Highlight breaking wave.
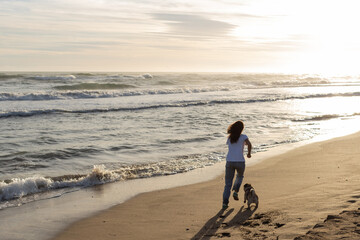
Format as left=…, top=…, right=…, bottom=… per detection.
left=0, top=152, right=222, bottom=206
left=0, top=72, right=154, bottom=81
left=1, top=92, right=360, bottom=119
left=0, top=73, right=24, bottom=80
left=54, top=83, right=136, bottom=90
left=0, top=87, right=231, bottom=101
left=292, top=113, right=360, bottom=122
left=141, top=73, right=153, bottom=79
left=0, top=165, right=117, bottom=203
left=1, top=87, right=359, bottom=102
left=27, top=75, right=77, bottom=81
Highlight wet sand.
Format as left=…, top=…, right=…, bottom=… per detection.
left=53, top=132, right=360, bottom=240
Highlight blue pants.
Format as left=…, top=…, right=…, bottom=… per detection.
left=222, top=161, right=245, bottom=205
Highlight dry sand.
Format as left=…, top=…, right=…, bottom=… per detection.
left=53, top=132, right=360, bottom=240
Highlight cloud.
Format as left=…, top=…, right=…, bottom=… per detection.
left=2, top=0, right=358, bottom=72
left=152, top=13, right=235, bottom=38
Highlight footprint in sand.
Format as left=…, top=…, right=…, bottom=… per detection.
left=216, top=232, right=231, bottom=238
left=343, top=196, right=358, bottom=205
left=295, top=209, right=360, bottom=240
left=236, top=211, right=284, bottom=239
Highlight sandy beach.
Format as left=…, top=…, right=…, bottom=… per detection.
left=52, top=132, right=360, bottom=240
left=3, top=1, right=360, bottom=239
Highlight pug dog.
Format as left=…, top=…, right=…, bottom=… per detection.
left=243, top=183, right=259, bottom=209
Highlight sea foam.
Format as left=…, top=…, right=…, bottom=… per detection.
left=0, top=152, right=223, bottom=206
left=0, top=165, right=118, bottom=203
left=27, top=75, right=76, bottom=81
left=0, top=86, right=231, bottom=101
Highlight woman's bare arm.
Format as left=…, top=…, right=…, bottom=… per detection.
left=245, top=138, right=252, bottom=158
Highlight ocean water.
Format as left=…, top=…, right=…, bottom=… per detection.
left=1, top=72, right=360, bottom=209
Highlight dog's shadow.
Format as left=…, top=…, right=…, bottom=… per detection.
left=223, top=205, right=258, bottom=228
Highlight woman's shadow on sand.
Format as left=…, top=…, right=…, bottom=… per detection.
left=191, top=206, right=257, bottom=240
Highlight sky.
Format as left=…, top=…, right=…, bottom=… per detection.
left=0, top=0, right=360, bottom=73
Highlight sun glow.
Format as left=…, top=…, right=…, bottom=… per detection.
left=229, top=0, right=360, bottom=74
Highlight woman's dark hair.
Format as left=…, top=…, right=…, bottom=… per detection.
left=227, top=121, right=244, bottom=144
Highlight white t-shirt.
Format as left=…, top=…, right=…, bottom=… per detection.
left=226, top=134, right=248, bottom=162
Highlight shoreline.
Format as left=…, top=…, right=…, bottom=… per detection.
left=51, top=131, right=360, bottom=240
left=0, top=160, right=227, bottom=240
left=1, top=130, right=359, bottom=240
